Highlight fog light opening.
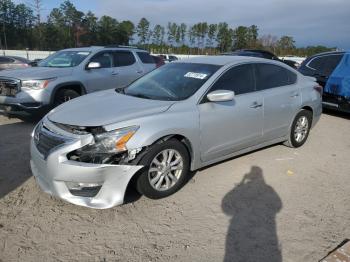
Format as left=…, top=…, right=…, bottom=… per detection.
left=66, top=182, right=103, bottom=197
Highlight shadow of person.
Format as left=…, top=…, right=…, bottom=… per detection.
left=222, top=166, right=282, bottom=262
left=0, top=121, right=36, bottom=199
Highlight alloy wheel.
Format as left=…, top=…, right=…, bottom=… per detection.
left=294, top=116, right=309, bottom=143
left=148, top=149, right=184, bottom=191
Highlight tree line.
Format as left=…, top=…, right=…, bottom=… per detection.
left=0, top=0, right=335, bottom=57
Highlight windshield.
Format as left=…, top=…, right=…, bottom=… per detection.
left=124, top=63, right=221, bottom=101
left=38, top=51, right=90, bottom=68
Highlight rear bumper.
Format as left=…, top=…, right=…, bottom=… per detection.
left=30, top=120, right=143, bottom=209
left=322, top=93, right=350, bottom=113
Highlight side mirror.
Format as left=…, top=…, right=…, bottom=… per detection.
left=86, top=62, right=101, bottom=69
left=207, top=90, right=235, bottom=102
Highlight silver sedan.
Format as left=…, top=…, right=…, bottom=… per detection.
left=30, top=56, right=322, bottom=209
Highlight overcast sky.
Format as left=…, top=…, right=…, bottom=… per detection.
left=17, top=0, right=350, bottom=49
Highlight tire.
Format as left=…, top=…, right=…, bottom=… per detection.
left=54, top=89, right=80, bottom=106
left=284, top=110, right=312, bottom=148
left=136, top=139, right=190, bottom=199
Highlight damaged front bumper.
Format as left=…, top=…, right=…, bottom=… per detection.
left=30, top=119, right=143, bottom=209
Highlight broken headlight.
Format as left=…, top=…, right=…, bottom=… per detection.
left=81, top=126, right=139, bottom=154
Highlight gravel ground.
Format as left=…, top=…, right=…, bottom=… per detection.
left=0, top=112, right=349, bottom=262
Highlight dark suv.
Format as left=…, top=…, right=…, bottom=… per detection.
left=298, top=51, right=350, bottom=113
left=222, top=49, right=299, bottom=69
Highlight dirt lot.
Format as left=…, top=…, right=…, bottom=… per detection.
left=0, top=112, right=349, bottom=262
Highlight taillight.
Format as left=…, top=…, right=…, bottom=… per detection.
left=314, top=85, right=323, bottom=96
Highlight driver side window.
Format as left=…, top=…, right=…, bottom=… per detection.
left=210, top=64, right=255, bottom=95
left=90, top=52, right=113, bottom=68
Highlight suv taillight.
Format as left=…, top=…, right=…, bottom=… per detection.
left=314, top=85, right=323, bottom=96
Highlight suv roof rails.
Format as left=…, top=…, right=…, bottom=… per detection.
left=104, top=44, right=146, bottom=51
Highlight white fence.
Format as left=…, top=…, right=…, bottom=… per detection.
left=0, top=50, right=202, bottom=61
left=0, top=50, right=54, bottom=60
left=0, top=50, right=306, bottom=63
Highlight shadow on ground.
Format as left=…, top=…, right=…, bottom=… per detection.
left=323, top=108, right=350, bottom=120
left=0, top=118, right=37, bottom=199
left=222, top=166, right=282, bottom=262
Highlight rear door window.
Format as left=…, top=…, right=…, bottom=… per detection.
left=114, top=51, right=136, bottom=67
left=307, top=54, right=343, bottom=77
left=137, top=52, right=155, bottom=64
left=255, top=63, right=296, bottom=91
left=210, top=64, right=255, bottom=95
left=323, top=54, right=343, bottom=76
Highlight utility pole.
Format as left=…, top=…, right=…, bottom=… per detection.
left=2, top=19, right=7, bottom=50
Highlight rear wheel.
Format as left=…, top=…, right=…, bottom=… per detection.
left=54, top=89, right=80, bottom=106
left=136, top=139, right=190, bottom=199
left=285, top=110, right=312, bottom=148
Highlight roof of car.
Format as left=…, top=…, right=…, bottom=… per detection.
left=8, top=56, right=31, bottom=62
left=175, top=55, right=276, bottom=66
left=62, top=46, right=147, bottom=52
left=308, top=50, right=345, bottom=58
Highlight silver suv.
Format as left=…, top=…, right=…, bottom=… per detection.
left=0, top=46, right=156, bottom=113
left=30, top=56, right=322, bottom=209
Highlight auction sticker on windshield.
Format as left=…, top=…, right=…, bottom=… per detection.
left=184, top=72, right=208, bottom=79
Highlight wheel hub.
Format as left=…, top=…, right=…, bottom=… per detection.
left=148, top=149, right=184, bottom=191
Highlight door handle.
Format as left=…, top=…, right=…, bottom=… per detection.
left=136, top=70, right=144, bottom=74
left=250, top=102, right=263, bottom=108
left=112, top=71, right=118, bottom=75
left=290, top=93, right=300, bottom=98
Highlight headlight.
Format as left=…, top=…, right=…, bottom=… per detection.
left=82, top=126, right=139, bottom=154
left=22, top=78, right=56, bottom=90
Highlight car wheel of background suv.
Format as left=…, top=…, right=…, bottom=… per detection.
left=136, top=139, right=190, bottom=199
left=285, top=109, right=312, bottom=148
left=54, top=88, right=80, bottom=106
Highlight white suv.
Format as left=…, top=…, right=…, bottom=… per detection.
left=0, top=46, right=156, bottom=114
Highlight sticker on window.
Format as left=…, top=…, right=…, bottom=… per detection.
left=77, top=52, right=90, bottom=55
left=184, top=72, right=208, bottom=80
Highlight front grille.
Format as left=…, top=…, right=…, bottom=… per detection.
left=34, top=123, right=70, bottom=159
left=0, top=78, right=20, bottom=97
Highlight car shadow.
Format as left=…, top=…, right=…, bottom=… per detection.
left=222, top=166, right=282, bottom=262
left=0, top=119, right=37, bottom=199
left=323, top=108, right=350, bottom=120
left=0, top=111, right=45, bottom=123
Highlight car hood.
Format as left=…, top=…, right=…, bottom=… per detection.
left=0, top=67, right=73, bottom=80
left=48, top=89, right=176, bottom=127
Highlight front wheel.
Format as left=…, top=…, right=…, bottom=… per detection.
left=285, top=110, right=312, bottom=148
left=136, top=139, right=190, bottom=199
left=54, top=89, right=80, bottom=106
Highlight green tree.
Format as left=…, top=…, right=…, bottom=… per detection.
left=277, top=35, right=296, bottom=55
left=97, top=16, right=128, bottom=45
left=216, top=22, right=233, bottom=52
left=207, top=24, right=217, bottom=47
left=152, top=24, right=163, bottom=45
left=179, top=23, right=187, bottom=45
left=119, top=20, right=134, bottom=44
left=167, top=22, right=177, bottom=46
left=232, top=26, right=248, bottom=50
left=136, top=17, right=150, bottom=45
left=80, top=11, right=98, bottom=46
left=247, top=25, right=258, bottom=48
